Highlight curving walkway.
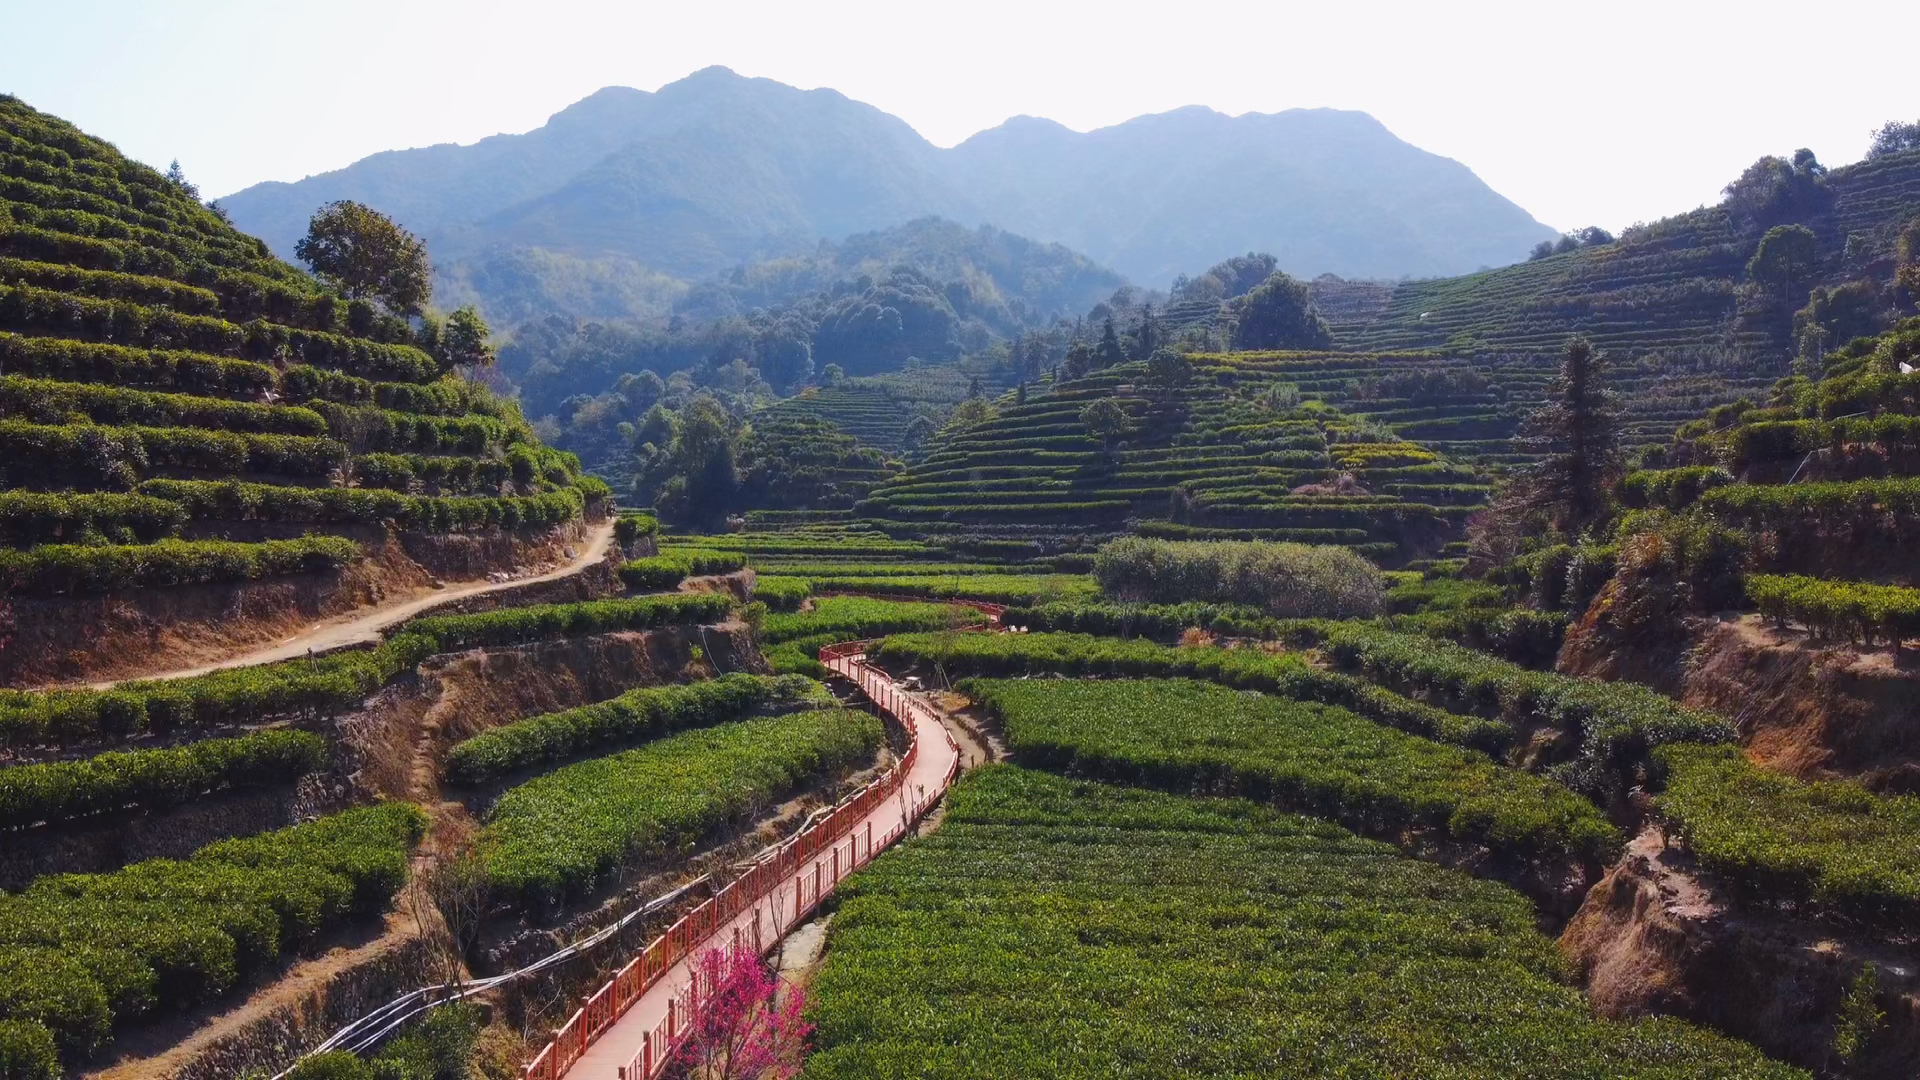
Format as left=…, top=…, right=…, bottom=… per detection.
left=86, top=519, right=617, bottom=689
left=534, top=647, right=961, bottom=1080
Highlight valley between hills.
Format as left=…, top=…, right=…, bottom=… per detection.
left=1, top=78, right=1919, bottom=1080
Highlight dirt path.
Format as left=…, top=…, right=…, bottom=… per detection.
left=86, top=520, right=618, bottom=689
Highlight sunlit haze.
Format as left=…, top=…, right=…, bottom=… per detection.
left=6, top=0, right=1917, bottom=248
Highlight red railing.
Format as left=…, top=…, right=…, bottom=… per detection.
left=521, top=646, right=956, bottom=1080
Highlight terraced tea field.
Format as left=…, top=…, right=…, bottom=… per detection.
left=804, top=766, right=1805, bottom=1079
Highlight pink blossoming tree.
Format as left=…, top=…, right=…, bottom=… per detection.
left=671, top=943, right=812, bottom=1079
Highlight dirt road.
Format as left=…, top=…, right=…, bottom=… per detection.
left=90, top=519, right=618, bottom=689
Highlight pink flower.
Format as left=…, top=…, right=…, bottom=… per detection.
left=671, top=943, right=812, bottom=1079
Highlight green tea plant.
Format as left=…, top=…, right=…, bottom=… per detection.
left=1656, top=744, right=1920, bottom=923
left=481, top=709, right=882, bottom=909
left=963, top=677, right=1615, bottom=861
left=0, top=728, right=326, bottom=829
left=444, top=673, right=830, bottom=783
left=0, top=801, right=424, bottom=1062
left=804, top=766, right=1804, bottom=1080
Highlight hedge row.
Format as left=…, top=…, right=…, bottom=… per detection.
left=482, top=709, right=882, bottom=909
left=752, top=576, right=812, bottom=611
left=0, top=281, right=438, bottom=381
left=137, top=479, right=584, bottom=534
left=0, top=256, right=221, bottom=313
left=1618, top=466, right=1735, bottom=511
left=0, top=490, right=182, bottom=546
left=0, top=419, right=345, bottom=489
left=618, top=549, right=749, bottom=590
left=0, top=373, right=327, bottom=435
left=353, top=452, right=509, bottom=494
left=963, top=676, right=1616, bottom=862
left=1748, top=574, right=1920, bottom=646
left=0, top=592, right=735, bottom=745
left=871, top=630, right=1510, bottom=756
left=444, top=673, right=830, bottom=783
left=0, top=535, right=359, bottom=595
left=1656, top=743, right=1920, bottom=924
left=0, top=729, right=327, bottom=830
left=311, top=401, right=516, bottom=454
left=1306, top=623, right=1736, bottom=795
left=0, top=332, right=276, bottom=398
left=0, top=802, right=425, bottom=1060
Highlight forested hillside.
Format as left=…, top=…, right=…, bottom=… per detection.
left=0, top=95, right=604, bottom=683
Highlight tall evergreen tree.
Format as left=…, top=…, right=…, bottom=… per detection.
left=1518, top=336, right=1622, bottom=536
left=1131, top=306, right=1160, bottom=361
left=1096, top=317, right=1126, bottom=368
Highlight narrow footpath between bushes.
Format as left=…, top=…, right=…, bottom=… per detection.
left=546, top=650, right=962, bottom=1080
left=84, top=520, right=618, bottom=689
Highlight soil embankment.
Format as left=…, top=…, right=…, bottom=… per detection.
left=1561, top=827, right=1920, bottom=1077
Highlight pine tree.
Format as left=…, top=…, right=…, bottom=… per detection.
left=1518, top=337, right=1622, bottom=536
left=1096, top=317, right=1125, bottom=368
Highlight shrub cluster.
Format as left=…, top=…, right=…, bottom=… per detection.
left=0, top=332, right=276, bottom=398
left=1093, top=535, right=1384, bottom=617
left=0, top=728, right=327, bottom=830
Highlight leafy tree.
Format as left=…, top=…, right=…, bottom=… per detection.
left=1516, top=337, right=1623, bottom=536
left=901, top=414, right=936, bottom=453
left=948, top=397, right=995, bottom=433
left=1746, top=224, right=1819, bottom=303
left=436, top=306, right=495, bottom=373
left=1867, top=120, right=1920, bottom=160
left=1794, top=282, right=1881, bottom=352
left=295, top=200, right=432, bottom=316
left=1231, top=271, right=1333, bottom=350
left=1081, top=396, right=1127, bottom=449
left=966, top=375, right=984, bottom=399
left=667, top=395, right=739, bottom=526
left=1023, top=335, right=1050, bottom=377
left=755, top=326, right=813, bottom=392
left=819, top=363, right=845, bottom=388
left=1096, top=316, right=1126, bottom=368
left=1722, top=152, right=1830, bottom=232
left=1062, top=341, right=1094, bottom=381
left=1144, top=348, right=1193, bottom=400
left=1529, top=240, right=1557, bottom=261
left=1176, top=253, right=1279, bottom=301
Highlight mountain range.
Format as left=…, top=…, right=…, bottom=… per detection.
left=219, top=66, right=1558, bottom=322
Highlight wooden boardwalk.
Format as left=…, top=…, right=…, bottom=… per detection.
left=532, top=649, right=959, bottom=1080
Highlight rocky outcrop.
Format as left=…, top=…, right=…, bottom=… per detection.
left=1561, top=827, right=1920, bottom=1078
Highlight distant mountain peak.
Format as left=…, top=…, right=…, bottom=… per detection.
left=218, top=71, right=1556, bottom=321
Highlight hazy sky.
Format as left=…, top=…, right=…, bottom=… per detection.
left=6, top=0, right=1915, bottom=236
